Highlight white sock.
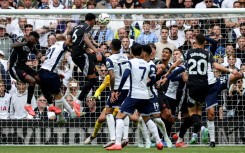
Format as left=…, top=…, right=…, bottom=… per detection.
left=153, top=118, right=168, bottom=138
left=138, top=117, right=151, bottom=145
left=201, top=126, right=205, bottom=132
left=55, top=98, right=64, bottom=120
left=146, top=119, right=161, bottom=144
left=123, top=116, right=129, bottom=140
left=207, top=120, right=215, bottom=142
left=115, top=119, right=124, bottom=145
left=137, top=124, right=143, bottom=144
left=177, top=137, right=183, bottom=143
left=106, top=114, right=116, bottom=141
left=62, top=98, right=74, bottom=114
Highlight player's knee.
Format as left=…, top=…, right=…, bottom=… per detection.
left=129, top=115, right=138, bottom=123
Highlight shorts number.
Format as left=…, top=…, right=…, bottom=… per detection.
left=153, top=102, right=159, bottom=110
left=188, top=59, right=207, bottom=75
left=139, top=66, right=146, bottom=81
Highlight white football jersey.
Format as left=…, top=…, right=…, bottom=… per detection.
left=165, top=67, right=180, bottom=100
left=106, top=53, right=129, bottom=90
left=207, top=62, right=217, bottom=85
left=126, top=58, right=153, bottom=99
left=147, top=60, right=157, bottom=98
left=0, top=93, right=11, bottom=119
left=41, top=41, right=67, bottom=73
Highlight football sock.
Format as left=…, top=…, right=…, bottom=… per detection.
left=138, top=117, right=151, bottom=145
left=92, top=120, right=102, bottom=138
left=179, top=117, right=193, bottom=138
left=115, top=119, right=124, bottom=145
left=154, top=118, right=168, bottom=138
left=207, top=120, right=215, bottom=142
left=123, top=116, right=129, bottom=140
left=146, top=119, right=161, bottom=144
left=106, top=114, right=116, bottom=141
left=78, top=78, right=97, bottom=101
left=191, top=114, right=201, bottom=133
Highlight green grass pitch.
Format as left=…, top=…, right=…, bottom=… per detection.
left=0, top=146, right=245, bottom=153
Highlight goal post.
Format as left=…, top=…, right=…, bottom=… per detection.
left=0, top=9, right=245, bottom=146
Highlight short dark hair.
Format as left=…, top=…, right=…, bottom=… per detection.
left=163, top=47, right=172, bottom=54
left=24, top=24, right=33, bottom=29
left=85, top=13, right=96, bottom=21
left=195, top=34, right=205, bottom=45
left=29, top=31, right=40, bottom=39
left=240, top=22, right=245, bottom=27
left=143, top=20, right=150, bottom=25
left=142, top=45, right=152, bottom=55
left=111, top=39, right=121, bottom=51
left=131, top=44, right=142, bottom=56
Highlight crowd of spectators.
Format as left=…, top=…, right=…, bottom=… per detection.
left=0, top=0, right=244, bottom=122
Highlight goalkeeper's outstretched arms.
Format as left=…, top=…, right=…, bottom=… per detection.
left=93, top=75, right=110, bottom=99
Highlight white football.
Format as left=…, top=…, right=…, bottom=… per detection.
left=98, top=13, right=111, bottom=25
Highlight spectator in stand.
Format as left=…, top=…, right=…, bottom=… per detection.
left=23, top=24, right=34, bottom=36
left=0, top=80, right=11, bottom=119
left=222, top=44, right=242, bottom=69
left=0, top=0, right=15, bottom=9
left=72, top=0, right=86, bottom=9
left=224, top=54, right=240, bottom=74
left=148, top=15, right=161, bottom=39
left=104, top=51, right=112, bottom=58
left=121, top=37, right=131, bottom=53
left=176, top=19, right=188, bottom=40
left=195, top=0, right=218, bottom=8
left=98, top=43, right=109, bottom=54
left=21, top=0, right=35, bottom=9
left=166, top=0, right=184, bottom=8
left=222, top=0, right=236, bottom=8
left=142, top=0, right=166, bottom=8
left=87, top=0, right=97, bottom=9
left=34, top=95, right=56, bottom=120
left=154, top=26, right=176, bottom=59
left=39, top=0, right=49, bottom=9
left=183, top=0, right=193, bottom=8
left=232, top=22, right=245, bottom=41
left=236, top=36, right=245, bottom=63
left=9, top=81, right=37, bottom=119
left=167, top=25, right=185, bottom=48
left=64, top=94, right=81, bottom=118
left=84, top=96, right=101, bottom=118
left=178, top=29, right=193, bottom=53
left=65, top=78, right=81, bottom=104
left=0, top=50, right=7, bottom=70
left=49, top=0, right=65, bottom=9
left=115, top=28, right=134, bottom=47
left=136, top=21, right=158, bottom=45
left=96, top=0, right=110, bottom=9
left=118, top=0, right=140, bottom=9
left=239, top=0, right=245, bottom=8
left=11, top=18, right=27, bottom=42
left=92, top=23, right=114, bottom=47
left=0, top=24, right=13, bottom=59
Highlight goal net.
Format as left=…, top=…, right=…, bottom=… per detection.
left=0, top=9, right=244, bottom=146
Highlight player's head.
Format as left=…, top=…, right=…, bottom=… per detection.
left=173, top=49, right=183, bottom=62
left=142, top=44, right=152, bottom=61
left=111, top=39, right=121, bottom=52
left=85, top=13, right=96, bottom=26
left=195, top=33, right=205, bottom=46
left=131, top=43, right=142, bottom=57
left=28, top=31, right=39, bottom=44
left=162, top=47, right=172, bottom=61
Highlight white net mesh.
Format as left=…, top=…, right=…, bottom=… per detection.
left=0, top=10, right=245, bottom=146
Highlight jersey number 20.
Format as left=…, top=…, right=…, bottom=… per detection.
left=188, top=59, right=207, bottom=75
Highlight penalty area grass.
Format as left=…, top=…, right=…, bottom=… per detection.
left=0, top=146, right=245, bottom=153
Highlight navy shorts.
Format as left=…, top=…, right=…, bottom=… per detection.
left=38, top=69, right=62, bottom=94
left=149, top=96, right=160, bottom=115
left=106, top=90, right=128, bottom=108
left=205, top=76, right=228, bottom=110
left=120, top=97, right=150, bottom=116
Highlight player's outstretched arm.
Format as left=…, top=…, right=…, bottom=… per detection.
left=212, top=62, right=238, bottom=75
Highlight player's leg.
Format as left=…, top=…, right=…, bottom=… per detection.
left=188, top=104, right=202, bottom=144
left=106, top=97, right=135, bottom=150
left=138, top=116, right=151, bottom=148
left=85, top=108, right=106, bottom=144
left=104, top=104, right=116, bottom=148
